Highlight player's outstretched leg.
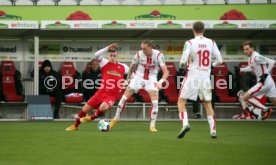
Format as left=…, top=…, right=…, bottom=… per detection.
left=149, top=100, right=159, bottom=132
left=80, top=109, right=105, bottom=123
left=65, top=110, right=87, bottom=131
left=110, top=95, right=128, bottom=129
left=66, top=104, right=92, bottom=131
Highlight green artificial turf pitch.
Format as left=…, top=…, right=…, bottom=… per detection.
left=0, top=121, right=276, bottom=165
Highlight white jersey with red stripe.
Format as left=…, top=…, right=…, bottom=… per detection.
left=240, top=51, right=276, bottom=97
left=180, top=36, right=222, bottom=79
left=246, top=51, right=274, bottom=81
left=132, top=49, right=165, bottom=80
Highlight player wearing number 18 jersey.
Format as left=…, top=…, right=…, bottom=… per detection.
left=177, top=21, right=223, bottom=139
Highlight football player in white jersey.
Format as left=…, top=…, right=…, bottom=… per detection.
left=110, top=40, right=169, bottom=132
left=239, top=41, right=276, bottom=120
left=178, top=21, right=223, bottom=139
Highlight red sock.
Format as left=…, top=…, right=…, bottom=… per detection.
left=90, top=109, right=105, bottom=120
left=74, top=110, right=86, bottom=127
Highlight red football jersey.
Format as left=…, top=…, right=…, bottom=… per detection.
left=98, top=58, right=128, bottom=95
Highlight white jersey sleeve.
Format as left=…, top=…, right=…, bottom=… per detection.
left=255, top=55, right=275, bottom=73
left=158, top=53, right=165, bottom=66
left=240, top=66, right=252, bottom=72
left=211, top=41, right=223, bottom=67
left=180, top=41, right=191, bottom=66
left=121, top=63, right=129, bottom=74
left=94, top=47, right=109, bottom=68
left=131, top=52, right=140, bottom=65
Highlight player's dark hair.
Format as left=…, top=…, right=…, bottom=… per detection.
left=242, top=41, right=255, bottom=49
left=141, top=40, right=155, bottom=48
left=193, top=21, right=205, bottom=33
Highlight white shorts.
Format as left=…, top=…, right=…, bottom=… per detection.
left=179, top=77, right=212, bottom=101
left=128, top=75, right=158, bottom=93
left=248, top=76, right=276, bottom=98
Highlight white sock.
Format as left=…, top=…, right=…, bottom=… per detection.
left=150, top=100, right=159, bottom=128
left=248, top=98, right=268, bottom=111
left=179, top=111, right=188, bottom=127
left=207, top=115, right=216, bottom=134
left=114, top=95, right=127, bottom=120
left=252, top=108, right=263, bottom=119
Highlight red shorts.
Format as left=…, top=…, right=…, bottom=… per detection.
left=86, top=90, right=117, bottom=109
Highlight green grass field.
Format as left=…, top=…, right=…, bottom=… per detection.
left=0, top=121, right=276, bottom=165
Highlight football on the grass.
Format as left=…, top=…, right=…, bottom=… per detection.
left=98, top=119, right=110, bottom=132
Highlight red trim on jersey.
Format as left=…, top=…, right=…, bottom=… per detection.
left=178, top=70, right=189, bottom=97
left=157, top=52, right=161, bottom=61
left=187, top=55, right=190, bottom=70
left=254, top=56, right=257, bottom=62
left=260, top=64, right=266, bottom=85
left=188, top=40, right=192, bottom=46
left=143, top=57, right=151, bottom=80
left=251, top=84, right=263, bottom=96
left=134, top=64, right=138, bottom=74
left=260, top=64, right=265, bottom=75
left=137, top=51, right=140, bottom=59
left=248, top=100, right=265, bottom=110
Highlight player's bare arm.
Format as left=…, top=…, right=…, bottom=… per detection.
left=126, top=63, right=137, bottom=81
left=158, top=65, right=169, bottom=89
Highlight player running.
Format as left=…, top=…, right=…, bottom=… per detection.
left=238, top=41, right=276, bottom=120
left=109, top=40, right=169, bottom=132
left=65, top=43, right=129, bottom=131
left=177, top=21, right=223, bottom=139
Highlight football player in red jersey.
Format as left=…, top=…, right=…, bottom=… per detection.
left=66, top=43, right=129, bottom=131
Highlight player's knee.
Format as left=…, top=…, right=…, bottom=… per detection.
left=242, top=93, right=250, bottom=102
left=177, top=98, right=186, bottom=106
left=99, top=103, right=109, bottom=111
left=125, top=88, right=134, bottom=97
left=82, top=104, right=92, bottom=113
